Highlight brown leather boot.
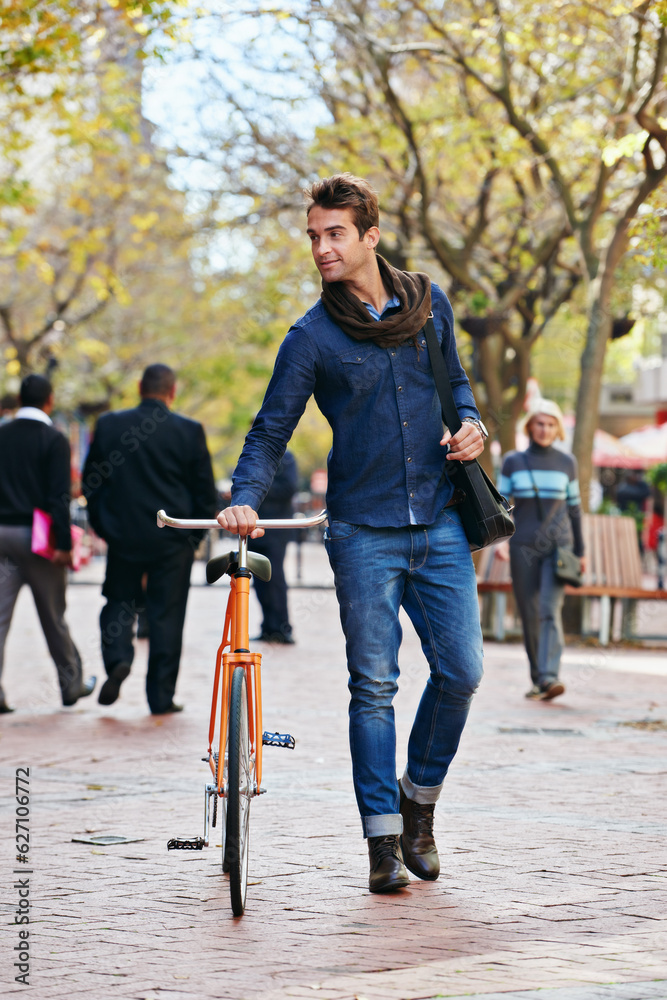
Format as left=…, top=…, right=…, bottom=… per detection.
left=367, top=835, right=410, bottom=893
left=399, top=784, right=440, bottom=881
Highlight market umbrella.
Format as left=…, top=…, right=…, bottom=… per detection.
left=592, top=428, right=648, bottom=469
left=618, top=423, right=667, bottom=464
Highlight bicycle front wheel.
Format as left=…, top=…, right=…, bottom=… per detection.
left=226, top=666, right=252, bottom=916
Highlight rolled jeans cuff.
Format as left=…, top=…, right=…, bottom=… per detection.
left=361, top=813, right=403, bottom=839
left=400, top=768, right=443, bottom=805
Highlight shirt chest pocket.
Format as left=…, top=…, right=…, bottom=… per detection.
left=412, top=337, right=432, bottom=375
left=337, top=346, right=384, bottom=392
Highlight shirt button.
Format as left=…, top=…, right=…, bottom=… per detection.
left=356, top=357, right=361, bottom=361
left=391, top=351, right=396, bottom=356
left=398, top=386, right=403, bottom=391
left=403, top=421, right=408, bottom=427
left=407, top=457, right=412, bottom=463
left=410, top=492, right=414, bottom=498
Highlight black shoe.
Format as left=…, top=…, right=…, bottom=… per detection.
left=62, top=675, right=97, bottom=707
left=539, top=681, right=565, bottom=701
left=253, top=631, right=295, bottom=645
left=98, top=663, right=131, bottom=706
left=0, top=699, right=15, bottom=714
left=151, top=702, right=184, bottom=715
left=399, top=784, right=440, bottom=881
left=367, top=835, right=410, bottom=893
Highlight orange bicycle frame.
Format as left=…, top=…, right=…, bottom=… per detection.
left=206, top=561, right=263, bottom=798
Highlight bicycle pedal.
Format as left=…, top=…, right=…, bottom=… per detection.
left=262, top=731, right=295, bottom=749
left=167, top=836, right=205, bottom=850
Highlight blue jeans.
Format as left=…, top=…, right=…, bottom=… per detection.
left=510, top=545, right=565, bottom=687
left=324, top=508, right=483, bottom=838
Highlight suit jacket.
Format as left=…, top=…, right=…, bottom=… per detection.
left=82, top=398, right=217, bottom=561
left=257, top=451, right=298, bottom=520
left=0, top=416, right=73, bottom=549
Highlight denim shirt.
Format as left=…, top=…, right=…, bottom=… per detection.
left=231, top=282, right=480, bottom=528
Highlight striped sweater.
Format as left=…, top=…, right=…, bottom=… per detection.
left=499, top=442, right=584, bottom=556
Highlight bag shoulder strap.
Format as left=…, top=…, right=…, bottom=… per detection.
left=423, top=316, right=462, bottom=435
left=423, top=315, right=512, bottom=517
left=521, top=452, right=546, bottom=522
left=523, top=452, right=564, bottom=538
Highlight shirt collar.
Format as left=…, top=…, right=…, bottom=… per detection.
left=15, top=406, right=52, bottom=426
left=362, top=294, right=401, bottom=322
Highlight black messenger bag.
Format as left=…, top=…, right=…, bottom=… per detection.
left=424, top=316, right=515, bottom=552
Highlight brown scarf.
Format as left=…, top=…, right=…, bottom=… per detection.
left=320, top=254, right=432, bottom=348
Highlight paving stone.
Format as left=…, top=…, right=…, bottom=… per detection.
left=0, top=546, right=666, bottom=999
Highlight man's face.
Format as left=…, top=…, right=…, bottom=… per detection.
left=528, top=414, right=560, bottom=447
left=306, top=205, right=375, bottom=285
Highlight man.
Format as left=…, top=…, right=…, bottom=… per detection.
left=0, top=374, right=96, bottom=712
left=82, top=364, right=217, bottom=715
left=249, top=448, right=299, bottom=644
left=218, top=174, right=486, bottom=893
left=0, top=392, right=18, bottom=425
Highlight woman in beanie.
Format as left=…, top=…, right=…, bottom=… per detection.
left=497, top=400, right=586, bottom=700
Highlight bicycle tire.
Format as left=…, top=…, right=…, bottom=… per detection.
left=215, top=755, right=229, bottom=874
left=226, top=666, right=252, bottom=916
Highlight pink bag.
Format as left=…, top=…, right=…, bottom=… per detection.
left=31, top=508, right=85, bottom=571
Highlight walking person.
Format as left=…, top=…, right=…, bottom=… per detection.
left=0, top=392, right=18, bottom=425
left=249, top=449, right=299, bottom=644
left=497, top=399, right=585, bottom=701
left=82, top=364, right=217, bottom=715
left=217, top=173, right=486, bottom=894
left=0, top=374, right=96, bottom=712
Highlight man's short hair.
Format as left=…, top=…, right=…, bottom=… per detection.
left=140, top=364, right=175, bottom=398
left=1, top=392, right=18, bottom=411
left=305, top=173, right=379, bottom=239
left=20, top=374, right=52, bottom=409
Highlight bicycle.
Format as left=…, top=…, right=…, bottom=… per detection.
left=159, top=507, right=328, bottom=916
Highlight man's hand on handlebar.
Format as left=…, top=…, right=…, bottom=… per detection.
left=216, top=505, right=264, bottom=539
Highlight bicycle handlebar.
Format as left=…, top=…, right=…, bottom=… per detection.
left=156, top=509, right=328, bottom=531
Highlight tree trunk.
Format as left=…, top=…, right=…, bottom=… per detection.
left=572, top=284, right=613, bottom=512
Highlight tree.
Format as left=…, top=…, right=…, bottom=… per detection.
left=0, top=0, right=194, bottom=395
left=165, top=0, right=667, bottom=497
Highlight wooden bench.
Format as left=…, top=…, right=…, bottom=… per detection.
left=476, top=513, right=667, bottom=645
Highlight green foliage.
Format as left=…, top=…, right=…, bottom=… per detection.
left=0, top=0, right=202, bottom=402
left=647, top=463, right=667, bottom=494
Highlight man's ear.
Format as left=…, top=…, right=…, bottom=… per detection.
left=365, top=226, right=380, bottom=250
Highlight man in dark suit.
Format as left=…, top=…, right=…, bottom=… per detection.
left=248, top=450, right=299, bottom=643
left=0, top=374, right=96, bottom=712
left=82, top=364, right=217, bottom=715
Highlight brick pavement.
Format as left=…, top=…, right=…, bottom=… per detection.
left=1, top=543, right=666, bottom=1000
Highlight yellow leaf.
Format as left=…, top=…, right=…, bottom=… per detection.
left=130, top=211, right=160, bottom=231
